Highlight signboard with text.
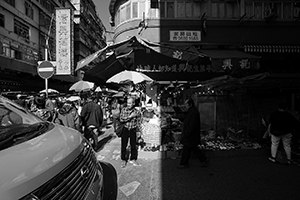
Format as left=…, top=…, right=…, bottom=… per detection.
left=55, top=8, right=73, bottom=75
left=170, top=30, right=201, bottom=42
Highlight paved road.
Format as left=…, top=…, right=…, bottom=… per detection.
left=96, top=125, right=300, bottom=200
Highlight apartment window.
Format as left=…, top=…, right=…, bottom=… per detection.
left=2, top=41, right=11, bottom=57
left=0, top=14, right=4, bottom=27
left=166, top=2, right=175, bottom=18
left=211, top=1, right=238, bottom=19
left=120, top=6, right=126, bottom=23
left=14, top=50, right=22, bottom=60
left=193, top=2, right=201, bottom=18
left=126, top=3, right=131, bottom=20
left=4, top=0, right=15, bottom=7
left=139, top=1, right=145, bottom=19
left=25, top=0, right=34, bottom=20
left=132, top=2, right=138, bottom=18
left=160, top=2, right=166, bottom=17
left=14, top=19, right=30, bottom=42
left=177, top=0, right=195, bottom=18
left=116, top=9, right=120, bottom=25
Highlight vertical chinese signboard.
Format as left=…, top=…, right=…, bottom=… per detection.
left=55, top=8, right=74, bottom=75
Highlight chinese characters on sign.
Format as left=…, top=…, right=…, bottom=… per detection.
left=170, top=31, right=201, bottom=42
left=136, top=58, right=256, bottom=73
left=56, top=8, right=72, bottom=75
left=136, top=64, right=212, bottom=73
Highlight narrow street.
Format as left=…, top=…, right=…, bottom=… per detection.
left=96, top=124, right=300, bottom=200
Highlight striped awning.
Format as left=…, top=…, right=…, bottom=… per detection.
left=244, top=45, right=300, bottom=53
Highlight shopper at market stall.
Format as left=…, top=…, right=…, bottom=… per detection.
left=268, top=102, right=298, bottom=164
left=119, top=96, right=141, bottom=168
left=177, top=98, right=209, bottom=169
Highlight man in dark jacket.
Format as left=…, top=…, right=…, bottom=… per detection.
left=81, top=95, right=103, bottom=131
left=177, top=98, right=208, bottom=169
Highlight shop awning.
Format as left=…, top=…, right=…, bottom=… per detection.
left=244, top=45, right=300, bottom=53
left=76, top=36, right=212, bottom=83
left=199, top=50, right=260, bottom=74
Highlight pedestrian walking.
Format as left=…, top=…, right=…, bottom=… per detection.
left=177, top=98, right=209, bottom=169
left=80, top=93, right=104, bottom=149
left=268, top=102, right=298, bottom=164
left=81, top=94, right=104, bottom=131
left=120, top=96, right=141, bottom=168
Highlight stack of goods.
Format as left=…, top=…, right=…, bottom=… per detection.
left=204, top=140, right=238, bottom=151
left=140, top=118, right=162, bottom=146
left=242, top=140, right=262, bottom=149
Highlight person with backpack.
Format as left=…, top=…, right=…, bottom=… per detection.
left=54, top=100, right=81, bottom=132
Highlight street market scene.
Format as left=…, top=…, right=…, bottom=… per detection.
left=1, top=0, right=300, bottom=200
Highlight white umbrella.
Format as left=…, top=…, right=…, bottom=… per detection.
left=106, top=70, right=153, bottom=84
left=69, top=80, right=95, bottom=92
left=39, top=88, right=59, bottom=93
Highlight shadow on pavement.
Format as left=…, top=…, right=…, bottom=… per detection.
left=95, top=134, right=117, bottom=152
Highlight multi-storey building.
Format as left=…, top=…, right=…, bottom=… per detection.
left=70, top=0, right=107, bottom=80
left=108, top=0, right=300, bottom=81
left=0, top=0, right=106, bottom=93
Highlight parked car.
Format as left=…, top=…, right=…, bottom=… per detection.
left=0, top=95, right=118, bottom=200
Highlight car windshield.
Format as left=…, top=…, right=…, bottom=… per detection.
left=0, top=95, right=51, bottom=150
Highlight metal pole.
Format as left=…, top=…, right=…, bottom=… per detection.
left=45, top=39, right=48, bottom=98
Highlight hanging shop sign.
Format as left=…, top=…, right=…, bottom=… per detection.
left=169, top=30, right=201, bottom=42
left=55, top=8, right=73, bottom=75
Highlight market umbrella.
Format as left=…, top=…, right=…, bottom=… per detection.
left=67, top=96, right=81, bottom=102
left=95, top=86, right=102, bottom=92
left=39, top=88, right=59, bottom=94
left=106, top=70, right=153, bottom=84
left=69, top=80, right=95, bottom=92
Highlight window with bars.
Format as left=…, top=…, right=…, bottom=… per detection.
left=25, top=0, right=34, bottom=20
left=133, top=2, right=138, bottom=18
left=245, top=1, right=300, bottom=20
left=14, top=19, right=30, bottom=42
left=4, top=0, right=15, bottom=7
left=211, top=1, right=238, bottom=19
left=0, top=14, right=4, bottom=27
left=177, top=0, right=202, bottom=18
left=158, top=1, right=175, bottom=18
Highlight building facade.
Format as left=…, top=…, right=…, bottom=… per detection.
left=0, top=0, right=106, bottom=93
left=108, top=0, right=300, bottom=78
